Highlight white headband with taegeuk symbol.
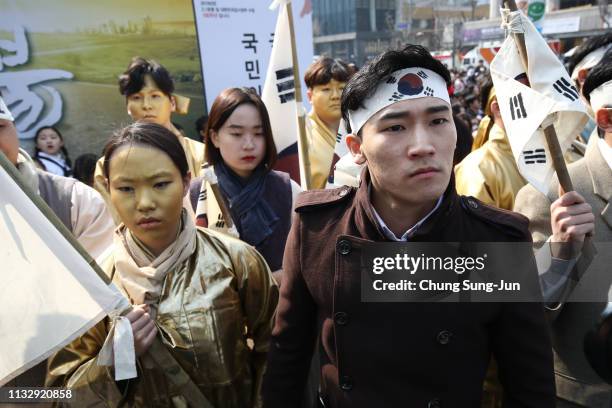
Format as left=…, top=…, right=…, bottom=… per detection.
left=0, top=95, right=14, bottom=122
left=347, top=67, right=450, bottom=134
left=590, top=79, right=612, bottom=114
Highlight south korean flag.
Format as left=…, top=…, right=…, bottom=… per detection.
left=490, top=10, right=588, bottom=195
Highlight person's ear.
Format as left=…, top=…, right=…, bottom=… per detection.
left=306, top=88, right=313, bottom=103
left=577, top=68, right=588, bottom=88
left=346, top=134, right=367, bottom=165
left=210, top=129, right=220, bottom=148
left=182, top=171, right=192, bottom=197
left=104, top=178, right=110, bottom=192
left=170, top=95, right=177, bottom=113
left=596, top=108, right=612, bottom=132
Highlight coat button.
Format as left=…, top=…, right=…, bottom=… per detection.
left=334, top=312, right=349, bottom=326
left=437, top=330, right=452, bottom=345
left=340, top=376, right=353, bottom=391
left=338, top=240, right=352, bottom=255
left=467, top=198, right=478, bottom=209
left=428, top=398, right=441, bottom=408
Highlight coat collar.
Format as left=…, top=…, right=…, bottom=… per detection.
left=354, top=167, right=458, bottom=241
left=585, top=136, right=612, bottom=229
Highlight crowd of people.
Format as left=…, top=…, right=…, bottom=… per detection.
left=0, top=29, right=611, bottom=408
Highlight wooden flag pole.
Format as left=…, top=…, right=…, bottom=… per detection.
left=286, top=1, right=312, bottom=190
left=0, top=151, right=111, bottom=285
left=504, top=0, right=574, bottom=192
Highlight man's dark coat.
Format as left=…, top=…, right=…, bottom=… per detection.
left=263, top=171, right=555, bottom=408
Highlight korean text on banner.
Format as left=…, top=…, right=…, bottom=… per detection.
left=193, top=0, right=314, bottom=111
left=0, top=165, right=127, bottom=385
left=490, top=10, right=588, bottom=195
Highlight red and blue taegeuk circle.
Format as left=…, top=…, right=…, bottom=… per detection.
left=397, top=73, right=424, bottom=96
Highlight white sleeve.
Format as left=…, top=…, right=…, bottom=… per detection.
left=70, top=181, right=115, bottom=259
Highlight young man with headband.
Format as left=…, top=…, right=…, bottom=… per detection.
left=262, top=45, right=554, bottom=407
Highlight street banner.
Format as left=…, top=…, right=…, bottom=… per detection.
left=0, top=164, right=127, bottom=385
left=193, top=0, right=314, bottom=110
left=490, top=10, right=588, bottom=194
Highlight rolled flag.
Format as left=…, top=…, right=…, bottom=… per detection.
left=0, top=158, right=130, bottom=385
left=262, top=0, right=306, bottom=185
left=490, top=9, right=588, bottom=195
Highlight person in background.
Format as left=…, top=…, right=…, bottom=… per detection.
left=93, top=57, right=205, bottom=221
left=33, top=126, right=72, bottom=177
left=304, top=57, right=352, bottom=189
left=453, top=114, right=473, bottom=166
left=47, top=122, right=278, bottom=407
left=567, top=32, right=612, bottom=143
left=195, top=113, right=208, bottom=143
left=189, top=87, right=300, bottom=285
left=514, top=52, right=611, bottom=408
left=72, top=153, right=98, bottom=187
left=454, top=77, right=526, bottom=210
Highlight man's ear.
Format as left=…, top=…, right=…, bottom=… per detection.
left=346, top=134, right=367, bottom=165
left=170, top=95, right=177, bottom=113
left=596, top=108, right=612, bottom=132
left=306, top=88, right=313, bottom=103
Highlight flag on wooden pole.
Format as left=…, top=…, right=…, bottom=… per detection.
left=0, top=156, right=129, bottom=385
left=490, top=9, right=588, bottom=195
left=262, top=0, right=309, bottom=187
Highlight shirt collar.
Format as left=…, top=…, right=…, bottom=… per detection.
left=368, top=183, right=444, bottom=241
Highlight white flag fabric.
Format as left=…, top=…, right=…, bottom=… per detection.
left=0, top=165, right=128, bottom=385
left=490, top=10, right=588, bottom=195
left=262, top=0, right=306, bottom=186
left=326, top=118, right=363, bottom=188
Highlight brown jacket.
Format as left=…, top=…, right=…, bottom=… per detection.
left=263, top=170, right=555, bottom=408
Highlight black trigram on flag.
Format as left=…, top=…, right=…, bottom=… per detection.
left=275, top=67, right=295, bottom=104
left=335, top=132, right=342, bottom=143
left=523, top=148, right=546, bottom=165
left=215, top=213, right=226, bottom=228
left=552, top=77, right=579, bottom=102
left=509, top=93, right=527, bottom=120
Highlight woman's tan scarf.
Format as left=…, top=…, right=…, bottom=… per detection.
left=113, top=209, right=197, bottom=309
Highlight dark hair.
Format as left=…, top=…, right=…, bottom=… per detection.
left=195, top=115, right=208, bottom=140
left=341, top=44, right=451, bottom=133
left=465, top=94, right=477, bottom=105
left=479, top=77, right=494, bottom=114
left=102, top=122, right=188, bottom=179
left=304, top=57, right=352, bottom=88
left=72, top=153, right=98, bottom=186
left=118, top=57, right=174, bottom=97
left=205, top=87, right=277, bottom=169
left=582, top=50, right=612, bottom=102
left=453, top=115, right=473, bottom=166
left=567, top=33, right=612, bottom=78
left=34, top=126, right=72, bottom=169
